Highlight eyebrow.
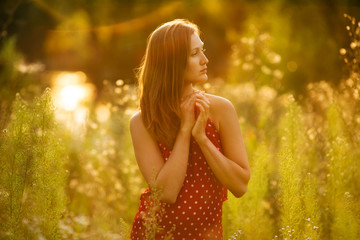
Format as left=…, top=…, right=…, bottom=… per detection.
left=191, top=42, right=204, bottom=51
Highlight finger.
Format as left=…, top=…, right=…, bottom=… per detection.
left=195, top=98, right=210, bottom=109
left=182, top=89, right=202, bottom=101
left=195, top=102, right=205, bottom=112
left=196, top=93, right=210, bottom=105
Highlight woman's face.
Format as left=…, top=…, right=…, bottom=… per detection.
left=183, top=33, right=209, bottom=84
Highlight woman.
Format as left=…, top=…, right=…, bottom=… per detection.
left=130, top=19, right=250, bottom=239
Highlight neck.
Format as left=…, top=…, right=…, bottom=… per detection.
left=182, top=83, right=194, bottom=99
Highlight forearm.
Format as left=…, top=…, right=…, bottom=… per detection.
left=196, top=135, right=250, bottom=197
left=155, top=128, right=191, bottom=203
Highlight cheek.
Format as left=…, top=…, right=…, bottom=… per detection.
left=186, top=59, right=197, bottom=73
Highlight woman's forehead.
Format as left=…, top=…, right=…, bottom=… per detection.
left=191, top=33, right=204, bottom=50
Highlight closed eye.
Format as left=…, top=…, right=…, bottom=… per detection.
left=191, top=48, right=206, bottom=56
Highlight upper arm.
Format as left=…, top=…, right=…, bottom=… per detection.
left=216, top=98, right=250, bottom=175
left=129, top=112, right=165, bottom=185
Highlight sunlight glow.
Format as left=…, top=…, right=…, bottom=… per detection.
left=96, top=104, right=111, bottom=123
left=60, top=85, right=87, bottom=111
left=51, top=71, right=95, bottom=135
left=52, top=71, right=94, bottom=112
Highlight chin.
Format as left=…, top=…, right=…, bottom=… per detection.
left=196, top=75, right=208, bottom=83
left=185, top=75, right=208, bottom=84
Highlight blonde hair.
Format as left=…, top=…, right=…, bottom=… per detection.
left=137, top=19, right=199, bottom=147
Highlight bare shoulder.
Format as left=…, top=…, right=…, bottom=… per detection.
left=205, top=93, right=234, bottom=109
left=129, top=111, right=144, bottom=130
left=205, top=93, right=236, bottom=118
left=205, top=93, right=236, bottom=130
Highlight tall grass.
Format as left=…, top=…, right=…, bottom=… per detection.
left=277, top=97, right=306, bottom=239
left=223, top=143, right=273, bottom=239
left=0, top=89, right=67, bottom=239
left=324, top=104, right=359, bottom=239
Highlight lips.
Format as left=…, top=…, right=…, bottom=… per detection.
left=200, top=68, right=207, bottom=73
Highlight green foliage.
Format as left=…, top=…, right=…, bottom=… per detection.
left=0, top=89, right=67, bottom=240
left=0, top=37, right=44, bottom=132
left=324, top=104, right=360, bottom=239
left=223, top=143, right=273, bottom=239
left=228, top=24, right=284, bottom=91
left=302, top=173, right=321, bottom=240
left=277, top=98, right=306, bottom=239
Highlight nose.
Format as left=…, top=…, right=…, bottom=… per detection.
left=200, top=52, right=209, bottom=65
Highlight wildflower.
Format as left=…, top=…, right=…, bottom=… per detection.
left=313, top=226, right=319, bottom=229
left=339, top=48, right=347, bottom=55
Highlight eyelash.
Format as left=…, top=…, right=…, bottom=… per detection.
left=192, top=48, right=206, bottom=56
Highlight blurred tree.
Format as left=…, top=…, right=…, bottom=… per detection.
left=1, top=0, right=360, bottom=98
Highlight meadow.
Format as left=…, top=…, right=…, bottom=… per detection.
left=0, top=10, right=360, bottom=240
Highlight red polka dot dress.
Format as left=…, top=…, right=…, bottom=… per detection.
left=130, top=119, right=228, bottom=239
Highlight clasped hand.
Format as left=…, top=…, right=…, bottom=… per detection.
left=180, top=90, right=210, bottom=141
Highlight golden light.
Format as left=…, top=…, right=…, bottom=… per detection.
left=96, top=104, right=111, bottom=123
left=59, top=85, right=87, bottom=111
left=52, top=71, right=95, bottom=112
left=51, top=71, right=95, bottom=134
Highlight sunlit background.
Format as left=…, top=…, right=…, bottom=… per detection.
left=1, top=0, right=360, bottom=239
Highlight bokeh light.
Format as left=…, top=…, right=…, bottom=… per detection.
left=51, top=71, right=95, bottom=132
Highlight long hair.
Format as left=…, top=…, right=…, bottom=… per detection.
left=137, top=19, right=199, bottom=147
